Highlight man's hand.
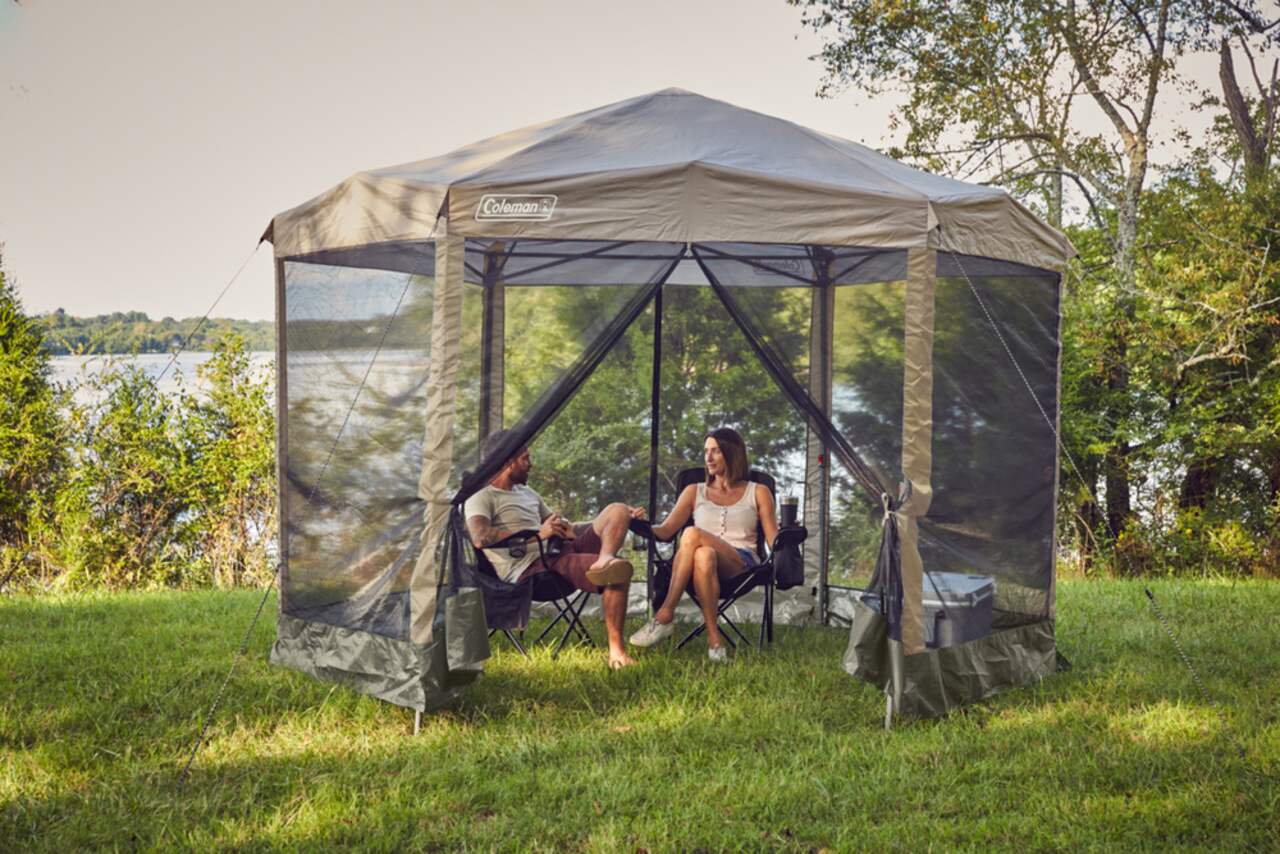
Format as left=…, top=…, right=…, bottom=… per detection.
left=539, top=512, right=575, bottom=541
left=629, top=505, right=647, bottom=520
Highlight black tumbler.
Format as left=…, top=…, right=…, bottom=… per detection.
left=781, top=496, right=798, bottom=527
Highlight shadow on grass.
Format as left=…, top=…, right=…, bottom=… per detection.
left=6, top=679, right=1274, bottom=851
left=3, top=582, right=1278, bottom=850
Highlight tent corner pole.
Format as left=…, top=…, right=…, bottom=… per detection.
left=888, top=638, right=905, bottom=729
left=645, top=286, right=664, bottom=618
left=273, top=255, right=289, bottom=614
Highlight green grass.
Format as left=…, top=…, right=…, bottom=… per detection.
left=2, top=580, right=1278, bottom=852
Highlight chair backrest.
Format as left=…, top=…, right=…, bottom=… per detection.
left=675, top=467, right=776, bottom=559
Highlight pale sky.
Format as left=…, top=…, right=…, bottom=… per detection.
left=1, top=0, right=1224, bottom=321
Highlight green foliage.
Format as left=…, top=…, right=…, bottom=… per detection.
left=49, top=363, right=192, bottom=588
left=511, top=284, right=809, bottom=522
left=35, top=309, right=273, bottom=355
left=1055, top=169, right=1280, bottom=578
left=23, top=334, right=276, bottom=591
left=181, top=333, right=277, bottom=587
left=0, top=252, right=67, bottom=584
left=2, top=581, right=1278, bottom=849
left=793, top=0, right=1280, bottom=578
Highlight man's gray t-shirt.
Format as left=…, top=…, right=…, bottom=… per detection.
left=463, top=484, right=551, bottom=581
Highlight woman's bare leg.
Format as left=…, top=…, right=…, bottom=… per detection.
left=653, top=529, right=701, bottom=624
left=658, top=528, right=746, bottom=643
left=691, top=546, right=724, bottom=647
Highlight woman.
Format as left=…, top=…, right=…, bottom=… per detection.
left=629, top=427, right=777, bottom=661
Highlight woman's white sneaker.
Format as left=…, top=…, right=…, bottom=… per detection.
left=708, top=645, right=728, bottom=663
left=629, top=618, right=674, bottom=647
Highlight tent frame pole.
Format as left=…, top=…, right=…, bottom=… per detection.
left=274, top=256, right=290, bottom=612
left=479, top=242, right=510, bottom=441
left=645, top=282, right=664, bottom=617
left=805, top=247, right=835, bottom=625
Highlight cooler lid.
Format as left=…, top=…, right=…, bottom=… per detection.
left=922, top=572, right=995, bottom=608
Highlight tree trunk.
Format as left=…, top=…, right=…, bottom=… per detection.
left=1219, top=39, right=1269, bottom=190
left=1104, top=167, right=1144, bottom=540
left=1074, top=459, right=1101, bottom=572
left=1049, top=160, right=1064, bottom=229
left=1178, top=456, right=1219, bottom=509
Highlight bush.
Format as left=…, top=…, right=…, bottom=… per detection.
left=181, top=334, right=276, bottom=587
left=38, top=336, right=276, bottom=591
left=0, top=253, right=68, bottom=588
left=49, top=362, right=192, bottom=588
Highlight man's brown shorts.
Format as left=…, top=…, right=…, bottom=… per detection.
left=518, top=525, right=614, bottom=593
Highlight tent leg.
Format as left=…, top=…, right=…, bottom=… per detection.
left=888, top=638, right=905, bottom=729
left=884, top=685, right=894, bottom=731
left=414, top=709, right=422, bottom=736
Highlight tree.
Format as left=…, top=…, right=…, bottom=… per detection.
left=791, top=0, right=1223, bottom=540
left=1213, top=1, right=1280, bottom=191
left=0, top=249, right=66, bottom=586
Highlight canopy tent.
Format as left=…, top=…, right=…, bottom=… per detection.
left=264, top=88, right=1074, bottom=718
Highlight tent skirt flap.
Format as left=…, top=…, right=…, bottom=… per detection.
left=843, top=599, right=1057, bottom=718
left=271, top=613, right=484, bottom=713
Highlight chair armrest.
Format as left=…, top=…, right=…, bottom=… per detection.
left=480, top=529, right=550, bottom=563
left=628, top=518, right=676, bottom=543
left=769, top=525, right=807, bottom=553
left=484, top=529, right=542, bottom=550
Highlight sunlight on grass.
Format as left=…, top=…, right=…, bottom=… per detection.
left=2, top=579, right=1278, bottom=850
left=1113, top=701, right=1217, bottom=746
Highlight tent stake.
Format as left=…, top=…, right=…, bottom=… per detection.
left=414, top=710, right=422, bottom=736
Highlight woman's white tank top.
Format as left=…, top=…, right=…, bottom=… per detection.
left=693, top=480, right=758, bottom=553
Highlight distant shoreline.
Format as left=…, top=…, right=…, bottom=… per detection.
left=36, top=310, right=272, bottom=356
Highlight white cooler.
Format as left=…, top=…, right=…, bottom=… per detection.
left=923, top=572, right=995, bottom=648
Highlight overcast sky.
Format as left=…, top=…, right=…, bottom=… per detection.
left=1, top=1, right=1221, bottom=321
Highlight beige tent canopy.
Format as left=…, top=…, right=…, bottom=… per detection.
left=265, top=88, right=1074, bottom=720
left=266, top=88, right=1070, bottom=270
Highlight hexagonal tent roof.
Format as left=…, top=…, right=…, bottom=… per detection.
left=266, top=88, right=1072, bottom=270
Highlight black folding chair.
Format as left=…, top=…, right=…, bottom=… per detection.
left=631, top=467, right=807, bottom=651
left=466, top=528, right=596, bottom=659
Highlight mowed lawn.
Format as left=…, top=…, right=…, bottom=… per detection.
left=2, top=579, right=1278, bottom=851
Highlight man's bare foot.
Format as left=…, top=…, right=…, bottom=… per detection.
left=608, top=650, right=637, bottom=669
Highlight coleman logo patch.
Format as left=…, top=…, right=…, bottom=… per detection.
left=475, top=194, right=558, bottom=221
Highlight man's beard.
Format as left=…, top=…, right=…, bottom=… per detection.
left=510, top=467, right=529, bottom=485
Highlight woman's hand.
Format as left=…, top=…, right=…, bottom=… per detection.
left=629, top=505, right=647, bottom=520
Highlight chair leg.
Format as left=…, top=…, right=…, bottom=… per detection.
left=534, top=609, right=563, bottom=644
left=565, top=592, right=594, bottom=644
left=720, top=611, right=752, bottom=648
left=758, top=598, right=768, bottom=649
left=767, top=584, right=775, bottom=643
left=551, top=592, right=594, bottom=660
left=504, top=629, right=529, bottom=657
left=675, top=622, right=703, bottom=651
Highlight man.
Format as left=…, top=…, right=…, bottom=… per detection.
left=464, top=430, right=644, bottom=669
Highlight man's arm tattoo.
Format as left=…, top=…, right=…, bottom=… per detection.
left=467, top=516, right=511, bottom=549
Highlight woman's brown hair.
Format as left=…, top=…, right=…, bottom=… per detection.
left=706, top=427, right=749, bottom=483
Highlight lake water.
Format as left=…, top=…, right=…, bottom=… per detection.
left=51, top=352, right=274, bottom=403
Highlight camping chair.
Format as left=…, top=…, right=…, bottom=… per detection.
left=630, top=467, right=807, bottom=651
left=471, top=530, right=595, bottom=658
